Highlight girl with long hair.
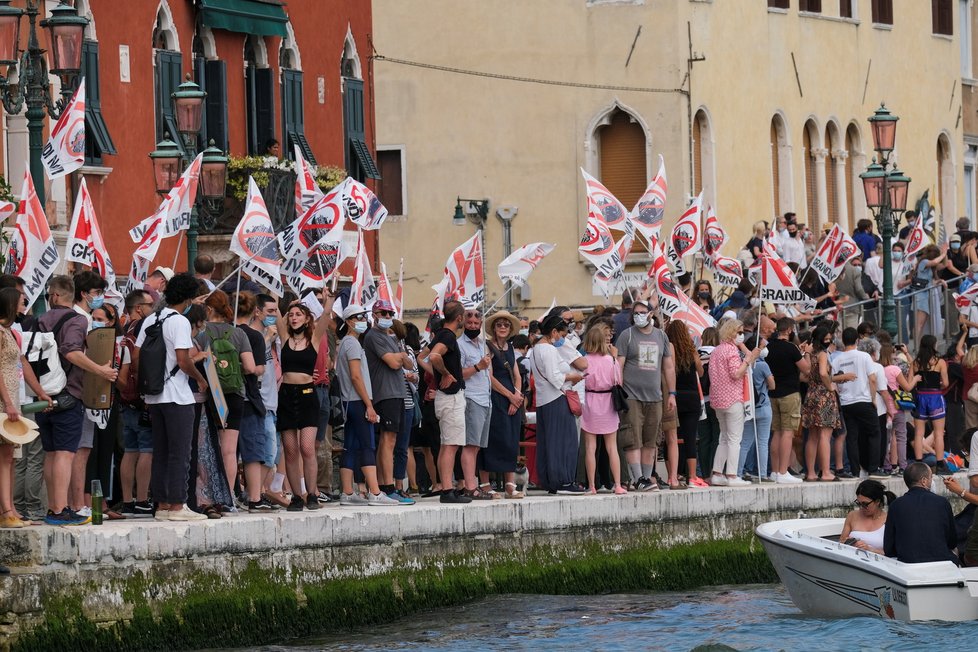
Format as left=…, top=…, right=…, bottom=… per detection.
left=580, top=323, right=625, bottom=495
left=666, top=320, right=706, bottom=488
left=801, top=324, right=840, bottom=482
left=908, top=333, right=949, bottom=469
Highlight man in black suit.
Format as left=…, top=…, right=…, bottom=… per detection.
left=883, top=462, right=957, bottom=564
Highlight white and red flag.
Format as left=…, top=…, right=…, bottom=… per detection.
left=127, top=153, right=203, bottom=244
left=42, top=79, right=85, bottom=180
left=7, top=172, right=59, bottom=305
left=498, top=242, right=556, bottom=287
left=579, top=213, right=617, bottom=269
left=442, top=231, right=485, bottom=307
left=230, top=177, right=284, bottom=297
left=377, top=262, right=395, bottom=309
left=342, top=177, right=388, bottom=231
left=666, top=192, right=703, bottom=273
left=711, top=256, right=744, bottom=288
left=293, top=144, right=323, bottom=217
left=630, top=155, right=667, bottom=241
left=0, top=201, right=15, bottom=223
left=278, top=178, right=347, bottom=268
left=66, top=178, right=116, bottom=287
left=581, top=169, right=629, bottom=230
left=394, top=258, right=404, bottom=320
left=756, top=254, right=810, bottom=305
left=701, top=206, right=728, bottom=265
left=350, top=231, right=377, bottom=310
left=904, top=216, right=927, bottom=256
left=649, top=244, right=715, bottom=336
left=809, top=223, right=860, bottom=284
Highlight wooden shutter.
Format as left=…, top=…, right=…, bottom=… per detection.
left=255, top=68, right=275, bottom=154
left=840, top=0, right=853, bottom=18
left=156, top=50, right=186, bottom=156
left=845, top=127, right=856, bottom=226
left=599, top=111, right=646, bottom=209
left=768, top=0, right=789, bottom=8
left=804, top=128, right=817, bottom=230
left=282, top=69, right=315, bottom=164
left=376, top=150, right=403, bottom=216
left=872, top=0, right=893, bottom=25
left=771, top=121, right=781, bottom=220
left=800, top=0, right=821, bottom=12
left=933, top=0, right=953, bottom=35
left=81, top=40, right=116, bottom=163
left=344, top=78, right=380, bottom=180
left=693, top=115, right=702, bottom=196
left=204, top=60, right=228, bottom=152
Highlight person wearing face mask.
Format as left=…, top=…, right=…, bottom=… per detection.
left=834, top=257, right=869, bottom=331
left=456, top=308, right=495, bottom=500
left=518, top=315, right=531, bottom=338
left=780, top=221, right=806, bottom=267
left=853, top=219, right=881, bottom=261
left=883, top=462, right=957, bottom=564
left=738, top=339, right=774, bottom=481
left=616, top=299, right=675, bottom=491
left=362, top=299, right=415, bottom=505
left=831, top=327, right=887, bottom=480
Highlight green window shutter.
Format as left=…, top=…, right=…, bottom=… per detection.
left=156, top=50, right=187, bottom=157
left=81, top=40, right=116, bottom=164
left=194, top=56, right=207, bottom=146
left=343, top=78, right=378, bottom=180
left=282, top=69, right=315, bottom=164
left=246, top=66, right=274, bottom=155
left=204, top=60, right=228, bottom=152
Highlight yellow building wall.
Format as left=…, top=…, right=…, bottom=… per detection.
left=374, top=0, right=963, bottom=317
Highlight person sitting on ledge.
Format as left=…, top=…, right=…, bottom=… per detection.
left=839, top=479, right=896, bottom=555
left=883, top=462, right=957, bottom=564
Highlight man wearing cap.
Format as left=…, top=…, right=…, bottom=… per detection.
left=143, top=266, right=173, bottom=304
left=616, top=297, right=676, bottom=491
left=457, top=307, right=494, bottom=499
left=362, top=298, right=416, bottom=504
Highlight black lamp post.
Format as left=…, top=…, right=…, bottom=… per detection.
left=859, top=104, right=911, bottom=337
left=149, top=75, right=227, bottom=270
left=0, top=0, right=87, bottom=206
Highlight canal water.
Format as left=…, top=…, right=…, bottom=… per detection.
left=242, top=584, right=977, bottom=651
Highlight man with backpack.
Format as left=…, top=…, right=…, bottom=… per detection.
left=36, top=275, right=118, bottom=526
left=117, top=289, right=155, bottom=517
left=134, top=273, right=208, bottom=521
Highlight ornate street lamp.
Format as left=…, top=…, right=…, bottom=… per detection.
left=859, top=104, right=910, bottom=338
left=0, top=0, right=88, bottom=206
left=150, top=76, right=228, bottom=270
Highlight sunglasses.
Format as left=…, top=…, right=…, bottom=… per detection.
left=852, top=499, right=874, bottom=508
left=350, top=314, right=368, bottom=321
left=376, top=310, right=394, bottom=317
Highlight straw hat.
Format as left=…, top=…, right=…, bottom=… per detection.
left=484, top=310, right=520, bottom=336
left=0, top=414, right=39, bottom=446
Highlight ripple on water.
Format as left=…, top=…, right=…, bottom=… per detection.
left=231, top=585, right=978, bottom=652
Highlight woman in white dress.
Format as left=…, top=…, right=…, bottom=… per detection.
left=839, top=479, right=897, bottom=555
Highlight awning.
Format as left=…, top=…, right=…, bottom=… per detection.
left=199, top=0, right=288, bottom=38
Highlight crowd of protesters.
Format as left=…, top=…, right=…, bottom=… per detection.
left=0, top=210, right=975, bottom=565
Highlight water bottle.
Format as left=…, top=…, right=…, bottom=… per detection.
left=91, top=480, right=103, bottom=525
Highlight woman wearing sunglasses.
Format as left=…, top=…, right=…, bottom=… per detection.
left=839, top=479, right=897, bottom=555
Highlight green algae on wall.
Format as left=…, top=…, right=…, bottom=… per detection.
left=13, top=537, right=776, bottom=652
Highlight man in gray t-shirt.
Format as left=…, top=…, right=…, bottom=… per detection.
left=336, top=335, right=372, bottom=403
left=615, top=300, right=676, bottom=492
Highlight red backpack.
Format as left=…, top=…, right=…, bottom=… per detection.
left=118, top=319, right=143, bottom=407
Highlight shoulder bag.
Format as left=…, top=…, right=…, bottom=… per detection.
left=532, top=347, right=582, bottom=417
left=610, top=358, right=629, bottom=413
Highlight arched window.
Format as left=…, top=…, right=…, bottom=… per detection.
left=804, top=121, right=820, bottom=229
left=598, top=109, right=647, bottom=210
left=845, top=123, right=864, bottom=230
left=341, top=25, right=362, bottom=80
left=245, top=35, right=275, bottom=156
left=342, top=27, right=377, bottom=180
left=193, top=26, right=226, bottom=152
left=824, top=124, right=839, bottom=225
left=770, top=114, right=792, bottom=222
left=154, top=1, right=185, bottom=155
left=281, top=23, right=314, bottom=163
left=74, top=0, right=114, bottom=165
left=693, top=109, right=715, bottom=208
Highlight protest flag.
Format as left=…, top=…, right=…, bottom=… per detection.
left=42, top=79, right=85, bottom=180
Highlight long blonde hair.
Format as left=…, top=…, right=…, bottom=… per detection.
left=964, top=345, right=978, bottom=370
left=583, top=323, right=611, bottom=356
left=718, top=318, right=743, bottom=343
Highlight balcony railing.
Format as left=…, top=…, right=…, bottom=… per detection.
left=199, top=167, right=298, bottom=234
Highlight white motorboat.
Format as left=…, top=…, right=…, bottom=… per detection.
left=756, top=518, right=978, bottom=621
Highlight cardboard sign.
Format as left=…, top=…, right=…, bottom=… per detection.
left=81, top=328, right=116, bottom=410
left=203, top=347, right=228, bottom=429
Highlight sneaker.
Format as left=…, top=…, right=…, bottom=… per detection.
left=154, top=509, right=169, bottom=521
left=44, top=508, right=88, bottom=526
left=317, top=491, right=335, bottom=504
left=710, top=474, right=728, bottom=487
left=390, top=490, right=416, bottom=505
left=556, top=483, right=586, bottom=495
left=635, top=477, right=656, bottom=492
left=858, top=470, right=869, bottom=480
left=688, top=477, right=710, bottom=489
left=935, top=461, right=952, bottom=477
left=305, top=494, right=322, bottom=510
left=760, top=475, right=776, bottom=483
left=869, top=471, right=890, bottom=479
left=439, top=489, right=473, bottom=504
left=121, top=501, right=136, bottom=517
left=132, top=501, right=155, bottom=518
left=287, top=496, right=305, bottom=512
left=613, top=485, right=628, bottom=495
left=248, top=499, right=277, bottom=513
left=835, top=470, right=855, bottom=479
left=167, top=505, right=207, bottom=521
left=76, top=506, right=92, bottom=518
left=891, top=467, right=904, bottom=477
left=339, top=492, right=369, bottom=506
left=367, top=492, right=401, bottom=506
left=775, top=473, right=801, bottom=484
left=727, top=477, right=751, bottom=487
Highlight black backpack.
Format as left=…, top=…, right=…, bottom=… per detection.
left=137, top=309, right=179, bottom=396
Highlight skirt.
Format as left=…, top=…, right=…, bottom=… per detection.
left=480, top=392, right=521, bottom=473
left=535, top=395, right=579, bottom=491
left=801, top=381, right=841, bottom=430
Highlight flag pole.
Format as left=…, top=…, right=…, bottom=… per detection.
left=171, top=230, right=186, bottom=272
left=485, top=281, right=512, bottom=313
left=232, top=265, right=243, bottom=318
left=752, top=261, right=764, bottom=482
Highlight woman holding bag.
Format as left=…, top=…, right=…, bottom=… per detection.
left=666, top=321, right=707, bottom=488
left=481, top=311, right=524, bottom=499
left=581, top=322, right=626, bottom=495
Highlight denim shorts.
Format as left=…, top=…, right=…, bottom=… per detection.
left=263, top=410, right=279, bottom=467
left=37, top=401, right=84, bottom=453
left=121, top=405, right=153, bottom=453
left=238, top=403, right=266, bottom=464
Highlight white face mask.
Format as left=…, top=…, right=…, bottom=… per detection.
left=633, top=313, right=650, bottom=328
left=759, top=347, right=768, bottom=359
left=734, top=334, right=745, bottom=345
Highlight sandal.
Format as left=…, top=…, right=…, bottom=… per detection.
left=202, top=505, right=223, bottom=519
left=504, top=482, right=524, bottom=499
left=463, top=487, right=494, bottom=501
left=106, top=509, right=125, bottom=520
left=479, top=482, right=503, bottom=500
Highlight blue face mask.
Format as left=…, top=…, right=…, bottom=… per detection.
left=262, top=315, right=277, bottom=327
left=88, top=295, right=104, bottom=310
left=378, top=318, right=393, bottom=330
left=182, top=305, right=193, bottom=316
left=91, top=320, right=106, bottom=330
left=553, top=337, right=566, bottom=348
left=354, top=321, right=369, bottom=334
left=893, top=252, right=904, bottom=261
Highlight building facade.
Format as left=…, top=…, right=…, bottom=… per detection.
left=373, top=0, right=964, bottom=314
left=1, top=0, right=377, bottom=278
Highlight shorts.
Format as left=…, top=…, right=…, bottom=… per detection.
left=224, top=393, right=243, bottom=431
left=121, top=404, right=153, bottom=453
left=37, top=401, right=84, bottom=453
left=660, top=402, right=678, bottom=432
left=79, top=416, right=95, bottom=449
left=771, top=393, right=802, bottom=431
left=276, top=383, right=321, bottom=431
left=618, top=399, right=663, bottom=450
left=464, top=400, right=491, bottom=448
left=434, top=390, right=466, bottom=446
left=238, top=403, right=266, bottom=464
left=375, top=398, right=404, bottom=434
left=263, top=411, right=278, bottom=466
left=913, top=391, right=946, bottom=421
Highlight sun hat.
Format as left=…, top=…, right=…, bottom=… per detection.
left=152, top=266, right=175, bottom=282
left=342, top=304, right=368, bottom=320
left=0, top=414, right=39, bottom=446
left=484, top=310, right=520, bottom=336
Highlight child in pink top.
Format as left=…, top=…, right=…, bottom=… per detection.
left=581, top=324, right=626, bottom=495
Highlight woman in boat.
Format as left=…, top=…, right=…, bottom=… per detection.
left=839, top=479, right=897, bottom=555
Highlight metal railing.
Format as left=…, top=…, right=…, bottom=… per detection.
left=834, top=274, right=966, bottom=348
